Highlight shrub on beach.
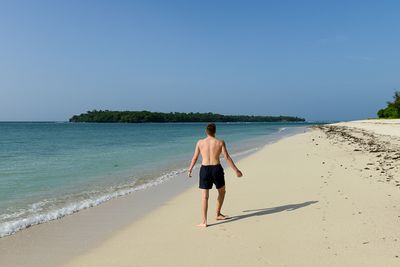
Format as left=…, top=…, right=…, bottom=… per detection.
left=377, top=91, right=400, bottom=119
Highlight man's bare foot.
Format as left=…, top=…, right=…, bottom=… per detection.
left=216, top=214, right=229, bottom=220
left=196, top=223, right=207, bottom=227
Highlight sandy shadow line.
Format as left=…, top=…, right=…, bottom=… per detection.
left=208, top=200, right=318, bottom=227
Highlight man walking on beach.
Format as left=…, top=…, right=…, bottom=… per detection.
left=188, top=123, right=243, bottom=227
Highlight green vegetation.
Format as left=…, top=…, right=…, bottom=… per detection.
left=69, top=110, right=305, bottom=123
left=377, top=91, right=400, bottom=119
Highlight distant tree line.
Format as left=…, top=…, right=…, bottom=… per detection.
left=377, top=91, right=400, bottom=118
left=69, top=110, right=305, bottom=123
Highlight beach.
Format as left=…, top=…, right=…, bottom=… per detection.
left=2, top=1, right=398, bottom=266
left=58, top=119, right=400, bottom=267
left=2, top=120, right=400, bottom=266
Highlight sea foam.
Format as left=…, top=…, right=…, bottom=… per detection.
left=0, top=168, right=186, bottom=238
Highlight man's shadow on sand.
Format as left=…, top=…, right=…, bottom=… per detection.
left=208, top=200, right=318, bottom=227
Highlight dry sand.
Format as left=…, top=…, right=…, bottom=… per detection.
left=334, top=119, right=400, bottom=137
left=62, top=120, right=400, bottom=267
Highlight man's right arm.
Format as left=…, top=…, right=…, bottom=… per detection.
left=188, top=140, right=201, bottom=177
left=221, top=140, right=243, bottom=177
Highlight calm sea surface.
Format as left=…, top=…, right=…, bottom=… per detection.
left=0, top=122, right=315, bottom=237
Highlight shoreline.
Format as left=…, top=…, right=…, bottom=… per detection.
left=0, top=126, right=305, bottom=267
left=0, top=124, right=302, bottom=239
left=61, top=119, right=400, bottom=267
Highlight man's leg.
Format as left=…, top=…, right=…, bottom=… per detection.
left=216, top=185, right=228, bottom=220
left=197, top=189, right=209, bottom=227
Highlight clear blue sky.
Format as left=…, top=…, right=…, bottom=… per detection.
left=1, top=0, right=399, bottom=121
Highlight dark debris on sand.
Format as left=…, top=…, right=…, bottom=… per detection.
left=311, top=125, right=400, bottom=187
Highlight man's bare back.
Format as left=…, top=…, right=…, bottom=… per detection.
left=187, top=123, right=243, bottom=227
left=197, top=137, right=223, bottom=165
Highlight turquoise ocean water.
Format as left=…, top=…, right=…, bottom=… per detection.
left=0, top=122, right=315, bottom=237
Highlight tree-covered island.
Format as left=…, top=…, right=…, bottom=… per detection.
left=69, top=110, right=305, bottom=123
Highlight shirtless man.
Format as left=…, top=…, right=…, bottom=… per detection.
left=188, top=123, right=243, bottom=227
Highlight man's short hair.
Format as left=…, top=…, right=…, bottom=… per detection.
left=206, top=123, right=216, bottom=135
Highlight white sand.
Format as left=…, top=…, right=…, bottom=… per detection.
left=62, top=121, right=400, bottom=267
left=335, top=119, right=400, bottom=137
